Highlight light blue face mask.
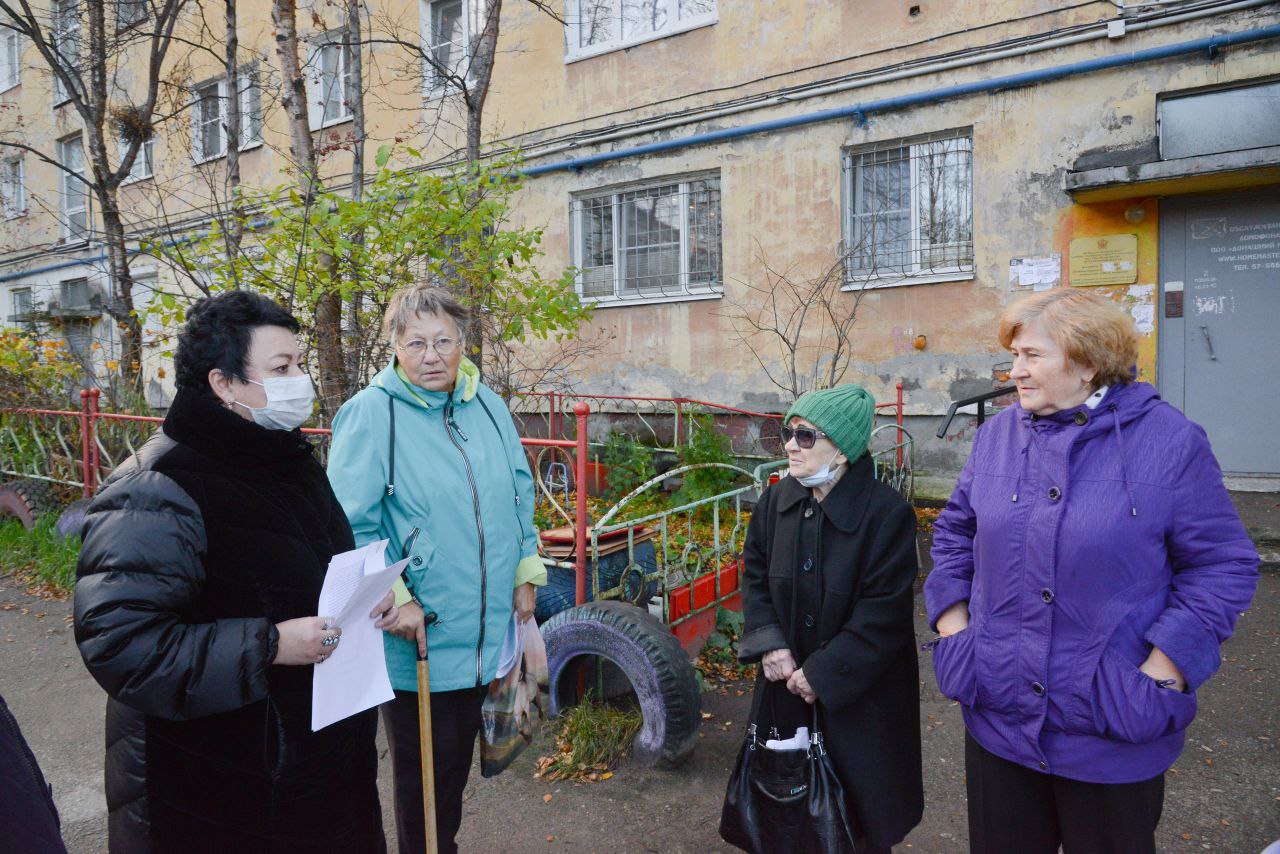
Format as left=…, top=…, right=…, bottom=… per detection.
left=796, top=451, right=844, bottom=488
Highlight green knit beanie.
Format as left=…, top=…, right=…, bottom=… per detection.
left=784, top=384, right=876, bottom=461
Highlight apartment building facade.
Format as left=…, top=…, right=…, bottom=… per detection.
left=2, top=1, right=1278, bottom=484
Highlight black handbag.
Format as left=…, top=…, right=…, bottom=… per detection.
left=719, top=688, right=862, bottom=854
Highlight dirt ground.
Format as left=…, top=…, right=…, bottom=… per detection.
left=2, top=566, right=1277, bottom=853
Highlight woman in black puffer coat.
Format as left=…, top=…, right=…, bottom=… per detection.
left=74, top=292, right=391, bottom=852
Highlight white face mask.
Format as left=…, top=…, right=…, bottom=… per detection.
left=234, top=374, right=315, bottom=431
left=796, top=451, right=845, bottom=488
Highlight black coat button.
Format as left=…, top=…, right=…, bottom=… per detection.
left=1074, top=411, right=1089, bottom=426
left=1031, top=681, right=1045, bottom=696
left=1047, top=486, right=1062, bottom=501
left=802, top=557, right=814, bottom=573
left=412, top=556, right=423, bottom=566
left=804, top=614, right=816, bottom=628
left=1041, top=589, right=1054, bottom=604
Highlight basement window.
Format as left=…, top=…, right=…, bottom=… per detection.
left=571, top=173, right=722, bottom=306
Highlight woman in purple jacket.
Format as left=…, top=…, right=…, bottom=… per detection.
left=924, top=288, right=1258, bottom=854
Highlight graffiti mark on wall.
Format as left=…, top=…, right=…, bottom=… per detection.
left=1194, top=294, right=1237, bottom=316
left=1190, top=218, right=1227, bottom=240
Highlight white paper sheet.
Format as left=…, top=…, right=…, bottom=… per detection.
left=312, top=540, right=407, bottom=731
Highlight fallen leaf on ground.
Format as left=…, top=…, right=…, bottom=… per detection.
left=543, top=794, right=553, bottom=803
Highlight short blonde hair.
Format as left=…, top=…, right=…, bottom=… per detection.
left=381, top=285, right=470, bottom=344
left=998, top=289, right=1138, bottom=388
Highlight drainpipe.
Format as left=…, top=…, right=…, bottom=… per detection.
left=523, top=21, right=1280, bottom=177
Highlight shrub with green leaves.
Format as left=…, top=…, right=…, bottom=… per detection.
left=599, top=433, right=656, bottom=502
left=675, top=416, right=741, bottom=503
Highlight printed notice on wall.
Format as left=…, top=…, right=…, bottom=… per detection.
left=1069, top=234, right=1138, bottom=287
left=1009, top=254, right=1061, bottom=291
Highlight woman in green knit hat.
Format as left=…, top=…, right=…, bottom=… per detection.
left=725, top=384, right=923, bottom=853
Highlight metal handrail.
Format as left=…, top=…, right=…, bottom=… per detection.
left=936, top=386, right=1017, bottom=439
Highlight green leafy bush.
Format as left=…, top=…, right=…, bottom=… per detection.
left=599, top=433, right=656, bottom=502
left=675, top=417, right=741, bottom=503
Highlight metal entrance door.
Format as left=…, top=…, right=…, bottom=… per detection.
left=1159, top=191, right=1280, bottom=476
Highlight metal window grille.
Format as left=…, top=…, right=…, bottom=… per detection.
left=60, top=278, right=90, bottom=310
left=571, top=0, right=716, bottom=55
left=572, top=174, right=722, bottom=301
left=844, top=131, right=973, bottom=282
left=9, top=287, right=33, bottom=326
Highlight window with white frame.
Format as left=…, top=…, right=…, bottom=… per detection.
left=192, top=68, right=263, bottom=162
left=1, top=157, right=24, bottom=218
left=306, top=35, right=355, bottom=129
left=58, top=134, right=89, bottom=242
left=425, top=0, right=465, bottom=92
left=119, top=136, right=154, bottom=182
left=842, top=130, right=973, bottom=285
left=116, top=0, right=147, bottom=29
left=52, top=0, right=80, bottom=104
left=130, top=272, right=160, bottom=342
left=9, top=287, right=33, bottom=326
left=565, top=0, right=717, bottom=62
left=1, top=28, right=21, bottom=91
left=571, top=174, right=722, bottom=302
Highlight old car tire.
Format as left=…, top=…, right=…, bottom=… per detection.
left=541, top=600, right=700, bottom=767
left=0, top=479, right=58, bottom=530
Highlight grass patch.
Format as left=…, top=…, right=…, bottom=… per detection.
left=0, top=514, right=79, bottom=595
left=535, top=692, right=642, bottom=782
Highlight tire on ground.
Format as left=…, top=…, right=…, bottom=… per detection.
left=541, top=600, right=700, bottom=767
left=0, top=479, right=59, bottom=530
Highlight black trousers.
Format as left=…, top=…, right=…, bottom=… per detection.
left=382, top=687, right=486, bottom=854
left=965, top=731, right=1164, bottom=854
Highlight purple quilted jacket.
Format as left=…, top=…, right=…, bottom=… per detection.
left=924, top=382, right=1258, bottom=784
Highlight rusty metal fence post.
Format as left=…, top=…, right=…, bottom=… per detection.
left=573, top=402, right=590, bottom=606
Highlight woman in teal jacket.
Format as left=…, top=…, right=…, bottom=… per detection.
left=328, top=286, right=543, bottom=854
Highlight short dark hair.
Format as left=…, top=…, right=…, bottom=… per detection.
left=174, top=291, right=301, bottom=391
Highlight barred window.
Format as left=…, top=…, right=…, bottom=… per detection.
left=571, top=174, right=722, bottom=303
left=565, top=0, right=717, bottom=62
left=843, top=130, right=973, bottom=284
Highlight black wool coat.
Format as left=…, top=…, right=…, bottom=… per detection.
left=738, top=453, right=924, bottom=850
left=74, top=387, right=384, bottom=852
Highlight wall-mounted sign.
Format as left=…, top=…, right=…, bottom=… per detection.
left=1069, top=234, right=1138, bottom=287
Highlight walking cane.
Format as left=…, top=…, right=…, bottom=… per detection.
left=417, top=609, right=439, bottom=854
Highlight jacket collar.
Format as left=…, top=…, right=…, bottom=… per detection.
left=773, top=452, right=876, bottom=532
left=163, top=385, right=315, bottom=471
left=376, top=356, right=480, bottom=410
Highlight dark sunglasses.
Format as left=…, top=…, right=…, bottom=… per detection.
left=780, top=425, right=830, bottom=449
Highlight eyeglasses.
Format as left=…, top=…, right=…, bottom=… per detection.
left=398, top=337, right=459, bottom=358
left=780, top=425, right=830, bottom=449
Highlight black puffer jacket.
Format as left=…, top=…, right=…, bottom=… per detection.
left=74, top=386, right=384, bottom=852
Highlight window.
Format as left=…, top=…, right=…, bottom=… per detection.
left=1, top=28, right=20, bottom=91
left=571, top=174, right=722, bottom=303
left=119, top=136, right=154, bottom=181
left=1159, top=80, right=1280, bottom=160
left=60, top=278, right=91, bottom=310
left=52, top=0, right=80, bottom=104
left=1, top=157, right=24, bottom=218
left=131, top=272, right=160, bottom=343
left=307, top=36, right=356, bottom=129
left=115, top=0, right=146, bottom=29
left=565, top=0, right=716, bottom=62
left=192, top=68, right=263, bottom=162
left=842, top=130, right=973, bottom=285
left=425, top=0, right=465, bottom=92
left=58, top=134, right=89, bottom=242
left=9, top=287, right=33, bottom=327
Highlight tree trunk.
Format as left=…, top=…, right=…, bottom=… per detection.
left=271, top=0, right=346, bottom=421
left=223, top=0, right=243, bottom=278
left=344, top=0, right=366, bottom=382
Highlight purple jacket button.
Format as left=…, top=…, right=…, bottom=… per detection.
left=1047, top=486, right=1062, bottom=501
left=1041, top=589, right=1054, bottom=604
left=1031, top=681, right=1045, bottom=696
left=1038, top=760, right=1048, bottom=771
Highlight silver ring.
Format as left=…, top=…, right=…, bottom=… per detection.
left=316, top=654, right=327, bottom=663
left=321, top=635, right=339, bottom=647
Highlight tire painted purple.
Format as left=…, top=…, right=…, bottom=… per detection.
left=541, top=600, right=701, bottom=767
